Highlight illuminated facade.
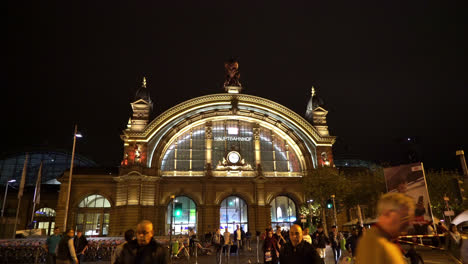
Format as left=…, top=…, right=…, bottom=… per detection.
left=55, top=75, right=335, bottom=236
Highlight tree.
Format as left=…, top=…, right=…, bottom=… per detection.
left=342, top=168, right=386, bottom=225
left=303, top=167, right=347, bottom=234
left=425, top=170, right=466, bottom=219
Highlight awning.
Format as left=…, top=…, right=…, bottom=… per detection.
left=452, top=210, right=468, bottom=226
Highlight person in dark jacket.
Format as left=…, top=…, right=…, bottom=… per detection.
left=56, top=228, right=78, bottom=264
left=73, top=230, right=88, bottom=264
left=115, top=220, right=168, bottom=264
left=262, top=228, right=279, bottom=264
left=312, top=224, right=329, bottom=261
left=345, top=228, right=359, bottom=257
left=279, top=224, right=322, bottom=264
left=329, top=225, right=343, bottom=264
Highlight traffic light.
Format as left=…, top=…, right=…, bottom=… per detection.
left=174, top=203, right=183, bottom=217
left=326, top=199, right=333, bottom=209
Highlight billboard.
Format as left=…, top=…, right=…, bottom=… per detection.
left=383, top=163, right=432, bottom=232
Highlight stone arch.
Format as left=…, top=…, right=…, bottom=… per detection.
left=265, top=191, right=303, bottom=207
left=161, top=192, right=202, bottom=207
left=215, top=191, right=254, bottom=206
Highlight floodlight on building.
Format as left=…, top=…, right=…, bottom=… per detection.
left=8, top=179, right=16, bottom=183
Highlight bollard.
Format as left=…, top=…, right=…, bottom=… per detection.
left=194, top=243, right=198, bottom=264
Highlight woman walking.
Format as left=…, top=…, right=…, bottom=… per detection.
left=263, top=228, right=279, bottom=264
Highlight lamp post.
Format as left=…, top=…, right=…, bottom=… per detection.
left=331, top=194, right=337, bottom=226
left=169, top=195, right=175, bottom=264
left=63, top=125, right=82, bottom=229
left=1, top=179, right=16, bottom=218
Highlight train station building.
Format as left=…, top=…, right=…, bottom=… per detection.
left=3, top=63, right=336, bottom=237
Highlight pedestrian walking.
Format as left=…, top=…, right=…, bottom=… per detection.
left=273, top=226, right=287, bottom=249
left=114, top=220, right=168, bottom=264
left=212, top=228, right=224, bottom=264
left=111, top=229, right=134, bottom=264
left=262, top=228, right=279, bottom=264
left=245, top=230, right=252, bottom=251
left=329, top=225, right=343, bottom=264
left=45, top=226, right=62, bottom=264
left=312, top=224, right=329, bottom=260
left=56, top=228, right=79, bottom=264
left=279, top=224, right=322, bottom=264
left=447, top=224, right=462, bottom=260
left=355, top=192, right=415, bottom=264
left=345, top=228, right=358, bottom=257
left=302, top=228, right=312, bottom=244
left=233, top=225, right=245, bottom=252
left=73, top=230, right=88, bottom=264
left=223, top=227, right=232, bottom=260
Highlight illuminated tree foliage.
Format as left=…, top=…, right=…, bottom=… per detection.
left=425, top=170, right=466, bottom=218
left=303, top=167, right=347, bottom=232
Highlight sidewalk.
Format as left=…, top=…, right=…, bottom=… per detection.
left=84, top=244, right=336, bottom=264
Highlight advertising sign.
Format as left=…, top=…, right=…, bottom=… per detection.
left=384, top=163, right=433, bottom=233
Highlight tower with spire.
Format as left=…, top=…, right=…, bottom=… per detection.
left=127, top=77, right=153, bottom=132
left=305, top=86, right=330, bottom=137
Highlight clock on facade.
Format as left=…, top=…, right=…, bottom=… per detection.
left=227, top=151, right=241, bottom=164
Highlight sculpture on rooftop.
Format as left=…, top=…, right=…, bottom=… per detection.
left=224, top=58, right=241, bottom=88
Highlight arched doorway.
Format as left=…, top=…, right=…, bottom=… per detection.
left=34, top=207, right=56, bottom=235
left=166, top=196, right=197, bottom=235
left=270, top=196, right=297, bottom=229
left=75, top=194, right=111, bottom=237
left=220, top=196, right=248, bottom=233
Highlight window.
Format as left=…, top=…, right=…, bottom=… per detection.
left=220, top=196, right=248, bottom=233
left=76, top=195, right=111, bottom=236
left=166, top=196, right=197, bottom=235
left=271, top=196, right=297, bottom=229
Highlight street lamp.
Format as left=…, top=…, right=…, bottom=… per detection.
left=1, top=179, right=16, bottom=218
left=63, top=125, right=82, bottom=229
left=331, top=194, right=337, bottom=226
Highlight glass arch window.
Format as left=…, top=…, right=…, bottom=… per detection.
left=35, top=207, right=56, bottom=217
left=76, top=194, right=111, bottom=237
left=160, top=120, right=302, bottom=174
left=220, top=196, right=248, bottom=233
left=78, top=194, right=111, bottom=208
left=166, top=196, right=197, bottom=235
left=270, top=196, right=297, bottom=229
left=161, top=126, right=206, bottom=171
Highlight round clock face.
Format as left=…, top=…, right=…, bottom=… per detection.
left=227, top=151, right=240, bottom=164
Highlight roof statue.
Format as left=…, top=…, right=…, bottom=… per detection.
left=142, top=76, right=147, bottom=88
left=224, top=58, right=242, bottom=92
left=305, top=86, right=324, bottom=122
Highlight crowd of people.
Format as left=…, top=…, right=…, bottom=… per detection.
left=2, top=192, right=465, bottom=264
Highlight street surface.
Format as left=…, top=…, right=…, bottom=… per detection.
left=83, top=244, right=460, bottom=264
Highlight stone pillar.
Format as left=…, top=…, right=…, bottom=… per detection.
left=205, top=123, right=213, bottom=166
left=253, top=126, right=261, bottom=166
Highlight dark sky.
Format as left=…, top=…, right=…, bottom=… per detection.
left=5, top=1, right=467, bottom=170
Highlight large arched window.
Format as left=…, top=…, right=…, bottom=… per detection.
left=34, top=207, right=56, bottom=235
left=270, top=196, right=297, bottom=229
left=160, top=120, right=302, bottom=175
left=166, top=196, right=197, bottom=235
left=220, top=196, right=248, bottom=233
left=76, top=195, right=111, bottom=237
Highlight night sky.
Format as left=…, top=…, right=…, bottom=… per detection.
left=5, top=1, right=467, bottom=170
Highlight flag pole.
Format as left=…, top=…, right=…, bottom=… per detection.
left=13, top=153, right=29, bottom=238
left=63, top=125, right=78, bottom=229
left=420, top=162, right=435, bottom=224
left=30, top=162, right=43, bottom=224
